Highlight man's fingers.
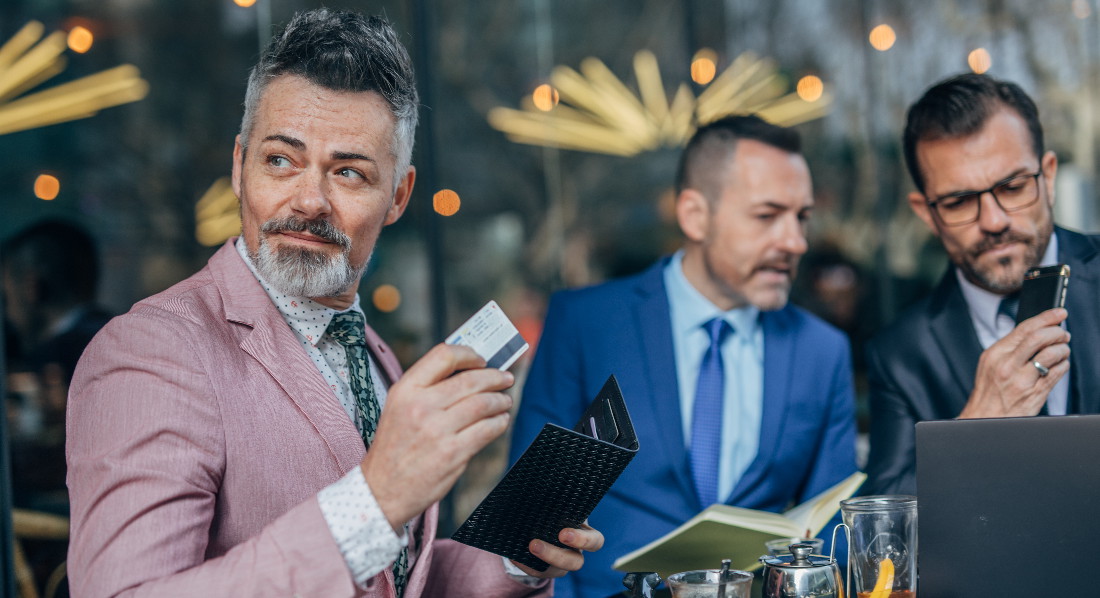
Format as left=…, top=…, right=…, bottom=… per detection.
left=529, top=538, right=584, bottom=574
left=399, top=343, right=486, bottom=386
left=559, top=525, right=605, bottom=552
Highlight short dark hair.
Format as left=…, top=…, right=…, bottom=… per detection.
left=239, top=9, right=419, bottom=178
left=3, top=219, right=100, bottom=307
left=675, top=114, right=802, bottom=198
left=903, top=73, right=1044, bottom=193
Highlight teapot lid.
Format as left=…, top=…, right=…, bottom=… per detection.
left=759, top=543, right=836, bottom=569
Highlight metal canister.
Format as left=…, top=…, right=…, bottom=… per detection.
left=759, top=543, right=844, bottom=598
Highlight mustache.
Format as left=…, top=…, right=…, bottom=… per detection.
left=971, top=230, right=1031, bottom=257
left=260, top=216, right=351, bottom=251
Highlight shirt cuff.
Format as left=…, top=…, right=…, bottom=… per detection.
left=502, top=556, right=545, bottom=587
left=319, top=466, right=407, bottom=588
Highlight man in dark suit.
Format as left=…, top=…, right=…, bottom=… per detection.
left=512, top=115, right=858, bottom=597
left=863, top=73, right=1100, bottom=496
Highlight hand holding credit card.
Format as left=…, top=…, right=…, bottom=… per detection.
left=445, top=300, right=529, bottom=370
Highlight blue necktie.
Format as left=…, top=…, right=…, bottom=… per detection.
left=690, top=317, right=730, bottom=507
left=327, top=312, right=408, bottom=597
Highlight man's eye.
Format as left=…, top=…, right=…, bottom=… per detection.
left=267, top=156, right=290, bottom=168
left=939, top=194, right=976, bottom=211
left=337, top=168, right=364, bottom=179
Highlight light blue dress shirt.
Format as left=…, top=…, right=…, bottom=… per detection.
left=664, top=251, right=764, bottom=503
left=956, top=234, right=1068, bottom=415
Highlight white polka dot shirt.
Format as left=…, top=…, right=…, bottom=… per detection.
left=234, top=238, right=403, bottom=588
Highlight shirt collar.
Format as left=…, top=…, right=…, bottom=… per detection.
left=234, top=237, right=362, bottom=347
left=666, top=250, right=761, bottom=338
left=956, top=232, right=1060, bottom=335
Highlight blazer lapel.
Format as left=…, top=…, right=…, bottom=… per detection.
left=1057, top=228, right=1100, bottom=414
left=631, top=261, right=696, bottom=502
left=210, top=241, right=366, bottom=475
left=926, top=270, right=983, bottom=413
left=726, top=308, right=794, bottom=504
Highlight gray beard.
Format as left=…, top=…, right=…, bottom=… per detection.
left=251, top=236, right=367, bottom=298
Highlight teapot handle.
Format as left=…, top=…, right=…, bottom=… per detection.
left=830, top=523, right=852, bottom=598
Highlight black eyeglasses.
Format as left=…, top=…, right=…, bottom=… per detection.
left=926, top=171, right=1043, bottom=226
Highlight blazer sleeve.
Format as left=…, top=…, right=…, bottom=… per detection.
left=797, top=331, right=858, bottom=502
left=861, top=337, right=919, bottom=496
left=66, top=310, right=358, bottom=598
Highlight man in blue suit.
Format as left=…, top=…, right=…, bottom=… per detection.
left=511, top=115, right=858, bottom=598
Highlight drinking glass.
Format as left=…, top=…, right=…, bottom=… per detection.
left=840, top=495, right=917, bottom=598
left=666, top=569, right=753, bottom=598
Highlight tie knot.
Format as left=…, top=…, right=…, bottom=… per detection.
left=703, top=317, right=730, bottom=345
left=328, top=311, right=367, bottom=347
left=998, top=293, right=1020, bottom=320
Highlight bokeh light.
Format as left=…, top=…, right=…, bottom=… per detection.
left=67, top=26, right=93, bottom=53
left=869, top=24, right=896, bottom=51
left=968, top=48, right=992, bottom=74
left=372, top=285, right=401, bottom=313
left=34, top=174, right=60, bottom=200
left=797, top=75, right=824, bottom=102
left=433, top=189, right=461, bottom=216
left=1074, top=0, right=1092, bottom=19
left=691, top=48, right=718, bottom=85
left=532, top=84, right=559, bottom=111
left=234, top=0, right=258, bottom=7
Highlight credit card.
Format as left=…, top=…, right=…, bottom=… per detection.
left=445, top=300, right=529, bottom=370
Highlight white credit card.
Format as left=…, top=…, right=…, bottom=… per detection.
left=445, top=300, right=529, bottom=371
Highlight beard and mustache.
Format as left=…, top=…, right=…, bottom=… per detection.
left=958, top=226, right=1052, bottom=294
left=249, top=215, right=368, bottom=298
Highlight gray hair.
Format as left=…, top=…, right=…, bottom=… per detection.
left=239, top=9, right=419, bottom=183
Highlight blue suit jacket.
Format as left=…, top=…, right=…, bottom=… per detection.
left=511, top=258, right=857, bottom=598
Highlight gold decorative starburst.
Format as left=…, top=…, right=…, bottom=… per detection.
left=195, top=176, right=240, bottom=246
left=0, top=21, right=148, bottom=136
left=488, top=50, right=831, bottom=156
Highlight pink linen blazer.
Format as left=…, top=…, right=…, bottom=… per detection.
left=66, top=240, right=551, bottom=598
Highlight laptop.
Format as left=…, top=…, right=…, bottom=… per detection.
left=916, top=415, right=1100, bottom=598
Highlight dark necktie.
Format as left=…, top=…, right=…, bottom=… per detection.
left=999, top=292, right=1020, bottom=322
left=326, top=311, right=408, bottom=596
left=690, top=317, right=730, bottom=507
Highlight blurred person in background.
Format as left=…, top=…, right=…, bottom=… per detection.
left=512, top=115, right=858, bottom=597
left=863, top=73, right=1100, bottom=496
left=65, top=9, right=601, bottom=598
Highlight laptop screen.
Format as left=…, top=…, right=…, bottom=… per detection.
left=916, top=414, right=1100, bottom=598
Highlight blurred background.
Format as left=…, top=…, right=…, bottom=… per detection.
left=4, top=0, right=1100, bottom=595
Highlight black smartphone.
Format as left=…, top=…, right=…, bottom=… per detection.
left=1015, top=264, right=1071, bottom=324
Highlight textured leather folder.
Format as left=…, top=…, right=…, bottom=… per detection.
left=451, top=375, right=639, bottom=570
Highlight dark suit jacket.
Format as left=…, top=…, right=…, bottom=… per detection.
left=512, top=257, right=857, bottom=598
left=863, top=227, right=1100, bottom=496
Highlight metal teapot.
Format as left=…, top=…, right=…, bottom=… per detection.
left=759, top=543, right=844, bottom=598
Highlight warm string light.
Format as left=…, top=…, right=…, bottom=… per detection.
left=796, top=76, right=824, bottom=102
left=234, top=0, right=258, bottom=7
left=372, top=285, right=401, bottom=312
left=433, top=189, right=461, bottom=216
left=34, top=173, right=60, bottom=200
left=968, top=48, right=992, bottom=74
left=869, top=24, right=896, bottom=51
left=532, top=84, right=559, bottom=111
left=67, top=26, right=93, bottom=54
left=691, top=48, right=718, bottom=85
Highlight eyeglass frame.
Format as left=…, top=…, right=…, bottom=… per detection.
left=924, top=170, right=1044, bottom=227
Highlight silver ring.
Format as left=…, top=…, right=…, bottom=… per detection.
left=1033, top=361, right=1050, bottom=377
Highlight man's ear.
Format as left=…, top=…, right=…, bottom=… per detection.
left=907, top=190, right=939, bottom=236
left=676, top=188, right=710, bottom=242
left=231, top=136, right=244, bottom=199
left=1041, top=149, right=1058, bottom=208
left=385, top=166, right=416, bottom=226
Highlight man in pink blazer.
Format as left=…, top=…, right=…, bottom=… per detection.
left=65, top=9, right=602, bottom=598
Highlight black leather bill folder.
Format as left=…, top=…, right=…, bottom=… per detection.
left=451, top=374, right=639, bottom=570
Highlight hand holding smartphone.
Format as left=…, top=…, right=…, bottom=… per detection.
left=1015, top=264, right=1071, bottom=324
